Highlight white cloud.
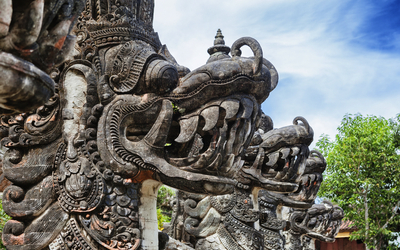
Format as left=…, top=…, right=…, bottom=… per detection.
left=153, top=0, right=400, bottom=146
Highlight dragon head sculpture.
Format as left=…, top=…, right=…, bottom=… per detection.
left=93, top=34, right=304, bottom=195
left=288, top=201, right=344, bottom=243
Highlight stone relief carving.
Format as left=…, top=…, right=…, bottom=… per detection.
left=284, top=201, right=344, bottom=250
left=0, top=1, right=343, bottom=249
left=164, top=124, right=343, bottom=250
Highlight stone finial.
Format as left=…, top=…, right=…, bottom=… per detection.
left=214, top=29, right=225, bottom=45
left=207, top=29, right=231, bottom=63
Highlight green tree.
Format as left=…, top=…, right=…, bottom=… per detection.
left=0, top=200, right=11, bottom=249
left=156, top=186, right=174, bottom=230
left=317, top=114, right=400, bottom=250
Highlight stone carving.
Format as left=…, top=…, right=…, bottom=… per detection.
left=280, top=151, right=344, bottom=249
left=164, top=125, right=343, bottom=250
left=0, top=0, right=85, bottom=112
left=0, top=1, right=343, bottom=249
left=258, top=150, right=333, bottom=250
left=284, top=201, right=344, bottom=250
left=163, top=150, right=331, bottom=250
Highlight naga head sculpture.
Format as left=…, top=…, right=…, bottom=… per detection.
left=242, top=115, right=314, bottom=194
left=288, top=201, right=344, bottom=242
left=257, top=149, right=327, bottom=211
left=85, top=17, right=306, bottom=195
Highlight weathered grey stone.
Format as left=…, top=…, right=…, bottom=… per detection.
left=0, top=52, right=54, bottom=112
left=0, top=1, right=343, bottom=250
left=0, top=0, right=84, bottom=112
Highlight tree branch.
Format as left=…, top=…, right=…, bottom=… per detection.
left=364, top=189, right=369, bottom=240
left=381, top=201, right=400, bottom=230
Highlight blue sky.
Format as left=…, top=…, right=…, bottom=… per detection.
left=153, top=0, right=400, bottom=147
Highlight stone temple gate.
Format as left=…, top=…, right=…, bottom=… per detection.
left=0, top=0, right=343, bottom=249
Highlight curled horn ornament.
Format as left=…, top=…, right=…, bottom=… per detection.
left=231, top=37, right=263, bottom=75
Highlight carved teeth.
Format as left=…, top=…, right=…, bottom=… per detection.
left=242, top=119, right=252, bottom=148
left=295, top=158, right=307, bottom=182
left=280, top=148, right=290, bottom=159
left=192, top=154, right=207, bottom=169
left=221, top=99, right=240, bottom=119
left=240, top=98, right=254, bottom=119
left=143, top=100, right=173, bottom=148
left=252, top=147, right=265, bottom=170
left=175, top=116, right=199, bottom=143
left=225, top=119, right=240, bottom=156
left=265, top=151, right=279, bottom=167
left=291, top=147, right=300, bottom=156
left=173, top=96, right=258, bottom=174
left=207, top=153, right=222, bottom=171
left=233, top=121, right=246, bottom=156
left=201, top=106, right=220, bottom=131
left=281, top=156, right=298, bottom=181
left=220, top=154, right=235, bottom=173
left=274, top=164, right=288, bottom=180
left=262, top=146, right=308, bottom=182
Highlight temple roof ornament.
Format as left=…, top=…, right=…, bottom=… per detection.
left=207, top=29, right=231, bottom=63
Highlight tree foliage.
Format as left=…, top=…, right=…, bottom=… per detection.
left=317, top=114, right=400, bottom=250
left=156, top=186, right=175, bottom=230
left=0, top=200, right=11, bottom=249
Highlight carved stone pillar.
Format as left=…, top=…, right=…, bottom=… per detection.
left=139, top=179, right=162, bottom=249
